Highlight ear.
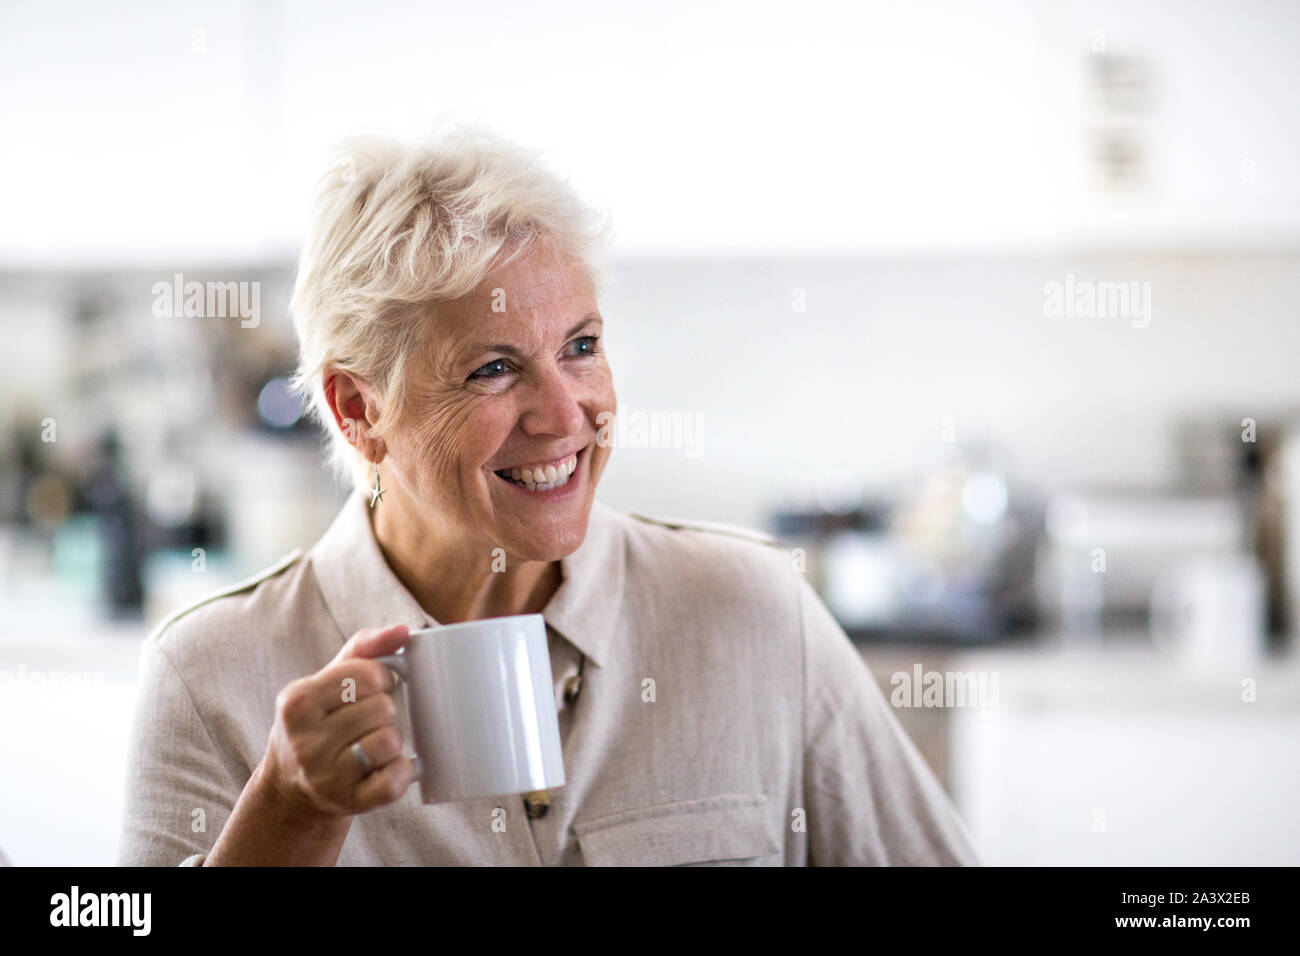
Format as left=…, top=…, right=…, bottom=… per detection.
left=322, top=368, right=387, bottom=464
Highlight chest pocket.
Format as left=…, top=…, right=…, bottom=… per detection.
left=573, top=794, right=780, bottom=866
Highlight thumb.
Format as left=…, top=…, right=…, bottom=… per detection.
left=333, top=624, right=411, bottom=663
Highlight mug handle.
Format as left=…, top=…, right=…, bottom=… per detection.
left=373, top=651, right=422, bottom=779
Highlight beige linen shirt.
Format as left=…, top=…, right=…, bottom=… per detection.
left=119, top=488, right=980, bottom=866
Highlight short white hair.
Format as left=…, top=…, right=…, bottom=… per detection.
left=289, top=123, right=612, bottom=489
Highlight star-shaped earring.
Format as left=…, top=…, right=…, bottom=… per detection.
left=369, top=459, right=385, bottom=508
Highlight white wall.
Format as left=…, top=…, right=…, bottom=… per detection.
left=3, top=0, right=1298, bottom=265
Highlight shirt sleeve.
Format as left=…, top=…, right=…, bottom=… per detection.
left=118, top=634, right=238, bottom=866
left=798, top=576, right=981, bottom=865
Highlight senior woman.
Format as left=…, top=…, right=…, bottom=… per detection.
left=119, top=127, right=979, bottom=867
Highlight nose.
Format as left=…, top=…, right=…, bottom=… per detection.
left=519, top=364, right=586, bottom=438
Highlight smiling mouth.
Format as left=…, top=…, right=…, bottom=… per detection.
left=493, top=450, right=581, bottom=492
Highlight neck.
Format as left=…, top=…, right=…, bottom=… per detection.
left=369, top=490, right=562, bottom=624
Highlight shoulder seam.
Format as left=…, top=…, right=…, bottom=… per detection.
left=149, top=548, right=305, bottom=642
left=625, top=511, right=784, bottom=549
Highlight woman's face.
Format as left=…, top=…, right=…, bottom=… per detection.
left=383, top=245, right=616, bottom=562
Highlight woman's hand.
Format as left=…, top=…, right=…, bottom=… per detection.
left=204, top=624, right=413, bottom=866
left=262, top=624, right=416, bottom=817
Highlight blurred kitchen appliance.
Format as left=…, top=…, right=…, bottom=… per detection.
left=771, top=445, right=1041, bottom=644
left=1038, top=492, right=1246, bottom=636
left=1172, top=411, right=1289, bottom=647
left=1150, top=553, right=1267, bottom=670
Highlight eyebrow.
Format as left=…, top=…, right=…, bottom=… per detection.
left=466, top=315, right=602, bottom=359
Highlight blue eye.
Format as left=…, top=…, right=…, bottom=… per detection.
left=470, top=336, right=598, bottom=382
left=470, top=358, right=512, bottom=380
left=570, top=335, right=600, bottom=357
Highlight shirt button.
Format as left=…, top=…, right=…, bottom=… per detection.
left=563, top=673, right=583, bottom=704
left=523, top=790, right=549, bottom=819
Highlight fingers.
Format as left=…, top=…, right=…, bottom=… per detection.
left=274, top=693, right=406, bottom=810
left=321, top=657, right=402, bottom=716
left=335, top=724, right=404, bottom=784
left=351, top=753, right=418, bottom=811
left=267, top=624, right=418, bottom=817
left=282, top=655, right=401, bottom=725
left=324, top=692, right=401, bottom=765
left=332, top=711, right=417, bottom=812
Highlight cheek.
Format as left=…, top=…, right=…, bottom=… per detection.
left=584, top=363, right=617, bottom=413
left=401, top=394, right=490, bottom=480
left=585, top=370, right=617, bottom=477
left=453, top=399, right=525, bottom=475
left=470, top=408, right=519, bottom=463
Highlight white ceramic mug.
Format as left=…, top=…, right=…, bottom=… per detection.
left=375, top=614, right=565, bottom=803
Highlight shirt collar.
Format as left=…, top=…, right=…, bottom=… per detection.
left=309, top=488, right=625, bottom=668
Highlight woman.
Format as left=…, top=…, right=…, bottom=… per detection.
left=119, top=126, right=979, bottom=866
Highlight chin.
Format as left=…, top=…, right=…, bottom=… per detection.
left=500, top=508, right=591, bottom=563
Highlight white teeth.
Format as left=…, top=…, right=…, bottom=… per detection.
left=496, top=452, right=580, bottom=492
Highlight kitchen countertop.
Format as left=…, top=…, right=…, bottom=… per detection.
left=857, top=631, right=1300, bottom=714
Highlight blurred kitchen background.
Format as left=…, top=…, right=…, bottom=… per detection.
left=3, top=0, right=1299, bottom=865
